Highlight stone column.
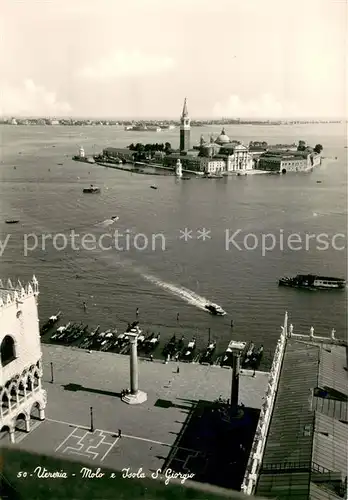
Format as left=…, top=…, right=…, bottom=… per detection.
left=130, top=337, right=139, bottom=395
left=122, top=332, right=147, bottom=405
left=231, top=352, right=240, bottom=415
left=25, top=418, right=30, bottom=432
left=9, top=429, right=15, bottom=443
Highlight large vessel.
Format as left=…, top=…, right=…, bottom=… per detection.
left=83, top=185, right=100, bottom=194
left=279, top=274, right=346, bottom=290
left=205, top=303, right=226, bottom=316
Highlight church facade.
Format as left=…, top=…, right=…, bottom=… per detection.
left=199, top=129, right=254, bottom=173
left=0, top=277, right=46, bottom=443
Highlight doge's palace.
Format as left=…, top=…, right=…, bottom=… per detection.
left=0, top=276, right=46, bottom=443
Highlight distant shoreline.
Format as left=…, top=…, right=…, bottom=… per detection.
left=0, top=119, right=344, bottom=127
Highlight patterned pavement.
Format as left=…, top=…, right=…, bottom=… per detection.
left=10, top=344, right=269, bottom=475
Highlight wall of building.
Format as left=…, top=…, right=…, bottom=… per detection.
left=258, top=158, right=281, bottom=172
left=164, top=155, right=202, bottom=172
left=280, top=158, right=308, bottom=172
left=0, top=279, right=47, bottom=443
left=0, top=292, right=41, bottom=387
left=200, top=158, right=226, bottom=173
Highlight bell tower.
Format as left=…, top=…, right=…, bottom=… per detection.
left=180, top=98, right=190, bottom=152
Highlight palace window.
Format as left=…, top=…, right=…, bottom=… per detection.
left=1, top=336, right=16, bottom=367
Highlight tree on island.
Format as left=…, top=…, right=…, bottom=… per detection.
left=164, top=142, right=172, bottom=154
left=297, top=140, right=307, bottom=151
left=314, top=144, right=323, bottom=154
left=127, top=142, right=172, bottom=159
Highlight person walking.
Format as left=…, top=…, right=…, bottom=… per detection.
left=118, top=429, right=122, bottom=438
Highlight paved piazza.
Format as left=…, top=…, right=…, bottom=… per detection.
left=12, top=345, right=269, bottom=474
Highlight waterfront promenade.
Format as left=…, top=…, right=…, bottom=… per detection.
left=11, top=344, right=268, bottom=476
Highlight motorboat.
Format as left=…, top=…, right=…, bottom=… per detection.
left=5, top=220, right=19, bottom=224
left=111, top=216, right=119, bottom=221
left=83, top=185, right=100, bottom=194
left=205, top=303, right=226, bottom=316
left=150, top=185, right=158, bottom=190
left=279, top=274, right=346, bottom=290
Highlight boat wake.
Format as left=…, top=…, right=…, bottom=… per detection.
left=142, top=273, right=209, bottom=311
left=96, top=217, right=119, bottom=228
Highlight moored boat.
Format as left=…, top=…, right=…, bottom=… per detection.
left=200, top=341, right=216, bottom=364
left=279, top=274, right=346, bottom=290
left=40, top=311, right=62, bottom=335
left=181, top=338, right=196, bottom=361
left=221, top=340, right=247, bottom=367
left=144, top=334, right=160, bottom=353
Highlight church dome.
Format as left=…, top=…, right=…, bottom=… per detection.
left=215, top=128, right=230, bottom=145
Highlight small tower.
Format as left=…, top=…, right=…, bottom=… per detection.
left=79, top=146, right=85, bottom=158
left=175, top=159, right=183, bottom=178
left=180, top=98, right=191, bottom=152
left=0, top=277, right=47, bottom=443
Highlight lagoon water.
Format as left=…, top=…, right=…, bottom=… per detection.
left=0, top=123, right=347, bottom=367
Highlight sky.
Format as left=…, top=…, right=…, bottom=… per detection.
left=0, top=0, right=346, bottom=119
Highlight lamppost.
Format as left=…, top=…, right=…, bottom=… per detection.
left=90, top=406, right=94, bottom=432
left=122, top=331, right=147, bottom=405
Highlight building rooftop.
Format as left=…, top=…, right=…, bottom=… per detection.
left=256, top=338, right=348, bottom=500
left=0, top=277, right=38, bottom=307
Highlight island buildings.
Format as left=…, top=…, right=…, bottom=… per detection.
left=258, top=149, right=321, bottom=173
left=92, top=98, right=322, bottom=175
left=162, top=99, right=255, bottom=174
left=0, top=277, right=47, bottom=443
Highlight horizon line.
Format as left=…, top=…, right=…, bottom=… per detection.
left=0, top=115, right=345, bottom=122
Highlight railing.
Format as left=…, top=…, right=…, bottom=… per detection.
left=260, top=461, right=311, bottom=473
left=241, top=315, right=288, bottom=495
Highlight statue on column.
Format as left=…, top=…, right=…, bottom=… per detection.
left=175, top=159, right=183, bottom=178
